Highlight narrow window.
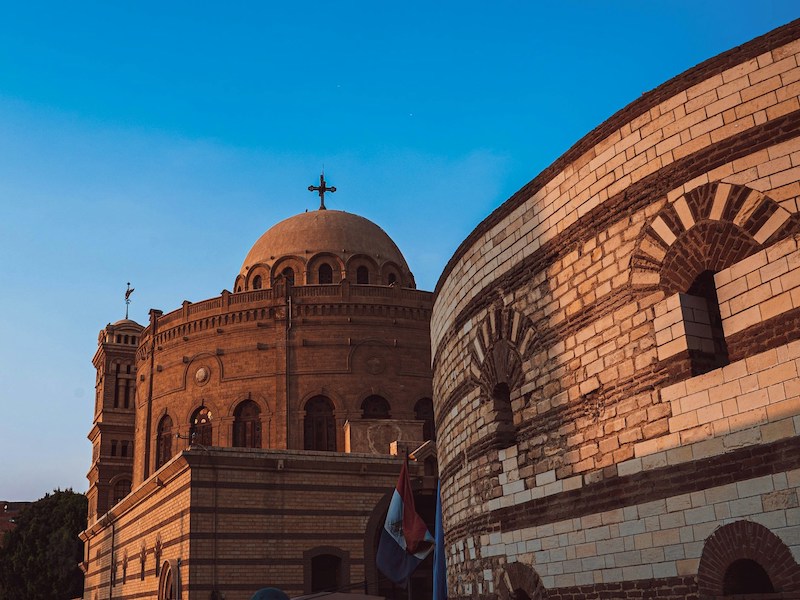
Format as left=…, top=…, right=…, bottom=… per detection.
left=252, top=275, right=262, bottom=290
left=123, top=380, right=130, bottom=409
left=282, top=267, right=295, bottom=286
left=121, top=441, right=129, bottom=457
left=388, top=273, right=397, bottom=285
left=304, top=396, right=336, bottom=451
left=686, top=270, right=729, bottom=375
left=232, top=401, right=261, bottom=448
left=319, top=263, right=333, bottom=284
left=356, top=266, right=369, bottom=284
left=156, top=415, right=173, bottom=469
left=414, top=397, right=436, bottom=440
left=111, top=440, right=118, bottom=457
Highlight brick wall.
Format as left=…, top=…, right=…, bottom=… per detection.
left=432, top=20, right=800, bottom=600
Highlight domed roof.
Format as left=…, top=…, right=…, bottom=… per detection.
left=239, top=209, right=411, bottom=278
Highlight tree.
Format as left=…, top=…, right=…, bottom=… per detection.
left=0, top=489, right=87, bottom=600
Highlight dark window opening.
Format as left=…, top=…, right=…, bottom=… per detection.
left=356, top=266, right=369, bottom=284
left=282, top=267, right=295, bottom=286
left=512, top=590, right=532, bottom=600
left=121, top=441, right=129, bottom=457
left=156, top=415, right=173, bottom=469
left=388, top=273, right=397, bottom=285
left=722, top=559, right=774, bottom=595
left=686, top=270, right=729, bottom=375
left=304, top=396, right=336, bottom=451
left=492, top=382, right=516, bottom=447
left=361, top=395, right=390, bottom=419
left=252, top=275, right=263, bottom=290
left=233, top=400, right=261, bottom=448
left=113, top=479, right=131, bottom=505
left=319, top=263, right=333, bottom=284
left=123, top=380, right=131, bottom=409
left=124, top=335, right=129, bottom=344
left=414, top=397, right=436, bottom=441
left=191, top=406, right=213, bottom=446
left=111, top=440, right=118, bottom=457
left=311, top=554, right=342, bottom=593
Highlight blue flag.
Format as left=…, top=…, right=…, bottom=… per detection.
left=433, top=480, right=447, bottom=600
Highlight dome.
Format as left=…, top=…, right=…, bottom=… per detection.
left=236, top=209, right=414, bottom=290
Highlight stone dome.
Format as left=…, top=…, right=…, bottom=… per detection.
left=236, top=209, right=414, bottom=290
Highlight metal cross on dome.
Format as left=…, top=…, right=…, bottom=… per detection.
left=308, top=172, right=336, bottom=210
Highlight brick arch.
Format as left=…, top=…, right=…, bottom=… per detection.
left=469, top=305, right=539, bottom=398
left=631, top=182, right=800, bottom=292
left=498, top=561, right=546, bottom=600
left=697, top=519, right=800, bottom=597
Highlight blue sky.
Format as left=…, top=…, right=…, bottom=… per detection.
left=0, top=2, right=796, bottom=500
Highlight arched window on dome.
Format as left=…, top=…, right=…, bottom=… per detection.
left=387, top=273, right=397, bottom=285
left=190, top=406, right=212, bottom=446
left=356, top=266, right=369, bottom=284
left=304, top=396, right=336, bottom=451
left=282, top=267, right=295, bottom=286
left=319, top=263, right=333, bottom=284
left=252, top=275, right=263, bottom=290
left=361, top=395, right=390, bottom=419
left=233, top=400, right=261, bottom=448
left=156, top=415, right=173, bottom=469
left=414, top=397, right=436, bottom=441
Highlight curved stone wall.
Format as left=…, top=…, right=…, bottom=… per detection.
left=433, top=20, right=800, bottom=599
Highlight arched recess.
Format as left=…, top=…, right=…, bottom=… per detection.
left=181, top=354, right=224, bottom=392
left=157, top=559, right=180, bottom=600
left=245, top=263, right=271, bottom=291
left=271, top=256, right=306, bottom=287
left=470, top=305, right=539, bottom=448
left=308, top=252, right=344, bottom=284
left=345, top=254, right=380, bottom=284
left=232, top=400, right=262, bottom=448
left=361, top=395, right=391, bottom=419
left=304, top=395, right=337, bottom=451
left=109, top=474, right=132, bottom=506
left=303, top=546, right=351, bottom=594
left=697, top=519, right=800, bottom=597
left=630, top=182, right=800, bottom=294
left=155, top=413, right=174, bottom=469
left=189, top=405, right=213, bottom=446
left=497, top=562, right=546, bottom=600
left=380, top=261, right=404, bottom=286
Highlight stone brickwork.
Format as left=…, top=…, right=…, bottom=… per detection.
left=81, top=449, right=420, bottom=600
left=432, top=20, right=800, bottom=600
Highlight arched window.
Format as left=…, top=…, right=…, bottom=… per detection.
left=318, top=263, right=333, bottom=284
left=252, top=275, right=263, bottom=290
left=414, top=397, right=436, bottom=440
left=387, top=273, right=397, bottom=285
left=233, top=400, right=261, bottom=448
left=311, top=554, right=342, bottom=593
left=723, top=559, right=774, bottom=595
left=190, top=406, right=213, bottom=446
left=112, top=479, right=131, bottom=505
left=492, top=382, right=516, bottom=447
left=282, top=267, right=295, bottom=286
left=156, top=415, right=173, bottom=469
left=356, top=266, right=369, bottom=284
left=304, top=396, right=336, bottom=451
left=361, top=395, right=390, bottom=419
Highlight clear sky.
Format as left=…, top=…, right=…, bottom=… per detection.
left=0, top=2, right=796, bottom=500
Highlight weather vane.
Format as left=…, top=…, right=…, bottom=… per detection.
left=308, top=171, right=336, bottom=210
left=125, top=282, right=135, bottom=319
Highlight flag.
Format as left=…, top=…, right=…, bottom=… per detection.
left=433, top=480, right=447, bottom=600
left=376, top=459, right=434, bottom=586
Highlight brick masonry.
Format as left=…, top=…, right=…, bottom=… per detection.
left=432, top=20, right=800, bottom=600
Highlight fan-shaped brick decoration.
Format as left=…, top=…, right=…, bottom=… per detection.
left=631, top=183, right=800, bottom=294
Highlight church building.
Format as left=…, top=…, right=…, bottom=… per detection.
left=81, top=189, right=438, bottom=600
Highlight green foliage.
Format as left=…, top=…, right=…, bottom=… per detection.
left=0, top=489, right=87, bottom=600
